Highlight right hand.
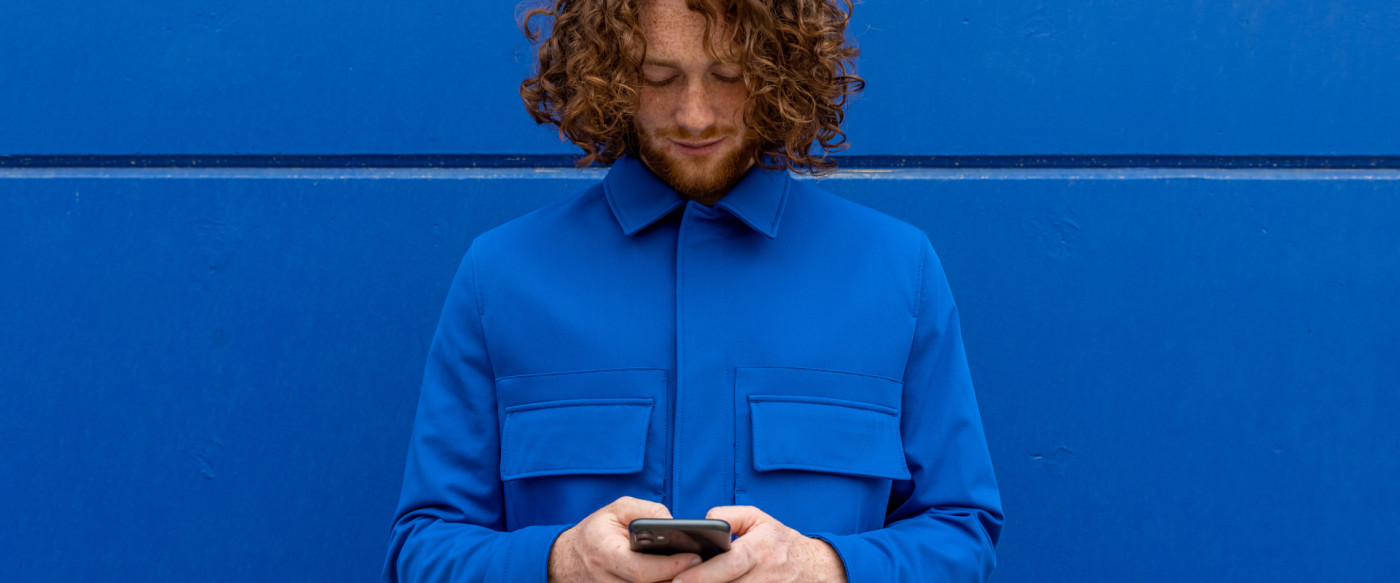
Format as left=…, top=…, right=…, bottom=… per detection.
left=548, top=496, right=702, bottom=583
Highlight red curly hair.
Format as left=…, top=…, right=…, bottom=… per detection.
left=519, top=0, right=863, bottom=175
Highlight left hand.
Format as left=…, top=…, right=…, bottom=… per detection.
left=670, top=505, right=847, bottom=583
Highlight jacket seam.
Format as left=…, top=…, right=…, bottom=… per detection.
left=495, top=367, right=666, bottom=382
left=733, top=365, right=904, bottom=385
left=913, top=240, right=928, bottom=319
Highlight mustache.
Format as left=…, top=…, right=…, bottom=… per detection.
left=647, top=125, right=739, bottom=141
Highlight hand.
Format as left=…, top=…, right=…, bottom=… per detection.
left=670, top=506, right=847, bottom=583
left=548, top=496, right=702, bottom=583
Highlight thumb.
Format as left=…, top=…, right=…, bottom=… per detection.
left=609, top=496, right=674, bottom=523
left=705, top=505, right=771, bottom=536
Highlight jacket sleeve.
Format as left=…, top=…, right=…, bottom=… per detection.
left=383, top=247, right=570, bottom=583
left=813, top=239, right=1004, bottom=582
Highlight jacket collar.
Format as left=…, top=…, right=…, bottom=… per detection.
left=603, top=155, right=790, bottom=239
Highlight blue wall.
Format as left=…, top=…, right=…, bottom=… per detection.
left=2, top=1, right=1397, bottom=581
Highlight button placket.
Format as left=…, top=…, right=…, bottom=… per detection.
left=672, top=201, right=736, bottom=519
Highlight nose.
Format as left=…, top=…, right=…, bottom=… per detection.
left=675, top=81, right=716, bottom=134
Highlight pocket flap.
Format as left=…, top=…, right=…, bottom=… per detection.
left=748, top=395, right=910, bottom=480
left=501, top=398, right=653, bottom=480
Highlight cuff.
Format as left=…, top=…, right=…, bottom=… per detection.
left=809, top=533, right=887, bottom=583
left=500, top=524, right=574, bottom=583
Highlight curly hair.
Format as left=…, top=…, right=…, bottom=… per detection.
left=519, top=0, right=864, bottom=175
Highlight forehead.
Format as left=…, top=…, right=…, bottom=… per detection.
left=639, top=0, right=736, bottom=62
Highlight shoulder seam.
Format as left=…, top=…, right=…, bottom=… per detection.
left=468, top=246, right=485, bottom=317
left=913, top=240, right=928, bottom=319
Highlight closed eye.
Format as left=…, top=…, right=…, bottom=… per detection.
left=644, top=76, right=679, bottom=87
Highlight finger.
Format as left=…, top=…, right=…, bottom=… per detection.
left=704, top=505, right=770, bottom=537
left=611, top=551, right=702, bottom=583
left=671, top=547, right=754, bottom=583
left=719, top=572, right=769, bottom=583
left=609, top=496, right=674, bottom=522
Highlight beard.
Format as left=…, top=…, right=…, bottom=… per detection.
left=636, top=126, right=760, bottom=205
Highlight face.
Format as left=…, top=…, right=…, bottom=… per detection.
left=636, top=0, right=757, bottom=204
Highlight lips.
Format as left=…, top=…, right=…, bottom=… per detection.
left=670, top=138, right=724, bottom=157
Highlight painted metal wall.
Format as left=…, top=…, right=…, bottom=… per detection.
left=5, top=0, right=1398, bottom=156
left=2, top=1, right=1397, bottom=582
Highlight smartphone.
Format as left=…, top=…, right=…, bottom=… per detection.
left=628, top=518, right=731, bottom=560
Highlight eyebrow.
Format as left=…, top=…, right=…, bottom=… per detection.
left=642, top=57, right=731, bottom=69
left=642, top=57, right=685, bottom=68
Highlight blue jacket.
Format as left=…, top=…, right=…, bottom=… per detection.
left=385, top=156, right=1003, bottom=582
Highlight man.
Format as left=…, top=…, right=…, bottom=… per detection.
left=384, top=0, right=1003, bottom=581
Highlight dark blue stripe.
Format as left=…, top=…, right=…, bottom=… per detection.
left=2, top=154, right=1399, bottom=169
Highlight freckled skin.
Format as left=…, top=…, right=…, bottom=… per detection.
left=635, top=0, right=758, bottom=205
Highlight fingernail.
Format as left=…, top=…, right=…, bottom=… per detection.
left=690, top=557, right=702, bottom=567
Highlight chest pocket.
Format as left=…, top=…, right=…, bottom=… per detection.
left=735, top=367, right=908, bottom=535
left=749, top=396, right=909, bottom=479
left=501, top=398, right=653, bottom=480
left=496, top=369, right=668, bottom=529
